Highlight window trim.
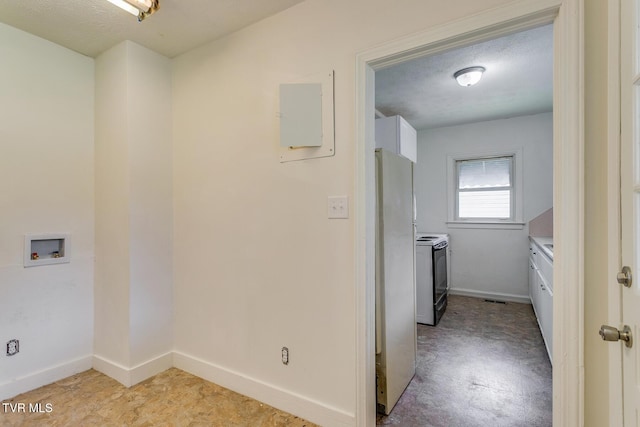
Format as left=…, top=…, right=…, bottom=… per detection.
left=447, top=149, right=523, bottom=229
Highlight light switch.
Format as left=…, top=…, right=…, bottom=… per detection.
left=328, top=196, right=349, bottom=219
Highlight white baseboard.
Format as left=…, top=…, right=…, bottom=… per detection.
left=93, top=352, right=173, bottom=387
left=449, top=287, right=531, bottom=304
left=130, top=353, right=173, bottom=386
left=173, top=351, right=354, bottom=427
left=0, top=355, right=92, bottom=400
left=5, top=351, right=353, bottom=426
left=92, top=355, right=130, bottom=386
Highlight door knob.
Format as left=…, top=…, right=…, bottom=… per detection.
left=599, top=325, right=633, bottom=348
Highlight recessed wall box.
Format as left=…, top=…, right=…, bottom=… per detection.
left=24, top=234, right=70, bottom=267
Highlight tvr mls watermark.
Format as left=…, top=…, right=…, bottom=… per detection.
left=2, top=402, right=53, bottom=413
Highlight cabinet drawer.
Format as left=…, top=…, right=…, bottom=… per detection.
left=538, top=251, right=553, bottom=290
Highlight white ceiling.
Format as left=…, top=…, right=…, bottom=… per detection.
left=0, top=0, right=305, bottom=58
left=375, top=24, right=553, bottom=130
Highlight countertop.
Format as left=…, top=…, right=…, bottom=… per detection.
left=530, top=236, right=553, bottom=260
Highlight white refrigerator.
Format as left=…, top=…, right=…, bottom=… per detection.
left=375, top=148, right=417, bottom=415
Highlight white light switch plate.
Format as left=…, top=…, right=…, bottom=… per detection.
left=328, top=196, right=349, bottom=219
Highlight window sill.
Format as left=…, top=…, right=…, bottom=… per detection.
left=446, top=221, right=525, bottom=230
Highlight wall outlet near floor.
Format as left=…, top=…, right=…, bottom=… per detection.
left=7, top=339, right=19, bottom=356
left=281, top=346, right=289, bottom=365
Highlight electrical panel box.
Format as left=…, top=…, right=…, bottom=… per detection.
left=279, top=83, right=323, bottom=148
left=279, top=70, right=335, bottom=163
left=24, top=234, right=70, bottom=267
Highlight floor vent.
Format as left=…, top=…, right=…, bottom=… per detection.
left=484, top=299, right=507, bottom=304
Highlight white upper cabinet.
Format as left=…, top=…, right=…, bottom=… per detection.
left=375, top=115, right=417, bottom=163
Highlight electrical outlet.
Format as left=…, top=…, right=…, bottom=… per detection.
left=281, top=346, right=289, bottom=365
left=7, top=339, right=19, bottom=356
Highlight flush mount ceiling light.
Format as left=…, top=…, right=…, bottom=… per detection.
left=453, top=66, right=486, bottom=87
left=106, top=0, right=159, bottom=22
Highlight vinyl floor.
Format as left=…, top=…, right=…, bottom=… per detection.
left=377, top=294, right=553, bottom=427
left=1, top=367, right=317, bottom=427
left=2, top=295, right=550, bottom=427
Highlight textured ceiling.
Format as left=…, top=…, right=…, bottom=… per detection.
left=375, top=24, right=553, bottom=130
left=0, top=0, right=305, bottom=58
left=0, top=3, right=553, bottom=130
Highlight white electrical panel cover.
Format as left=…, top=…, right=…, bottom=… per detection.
left=280, top=83, right=323, bottom=148
left=279, top=70, right=335, bottom=163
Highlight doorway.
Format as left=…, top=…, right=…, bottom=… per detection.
left=374, top=22, right=553, bottom=425
left=354, top=1, right=584, bottom=426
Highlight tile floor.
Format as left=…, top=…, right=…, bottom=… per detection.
left=1, top=368, right=317, bottom=427
left=377, top=295, right=552, bottom=427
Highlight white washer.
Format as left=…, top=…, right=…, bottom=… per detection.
left=416, top=233, right=449, bottom=325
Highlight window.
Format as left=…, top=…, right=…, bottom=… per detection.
left=456, top=156, right=513, bottom=220
left=447, top=150, right=523, bottom=229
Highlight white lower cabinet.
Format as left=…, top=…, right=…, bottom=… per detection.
left=537, top=271, right=553, bottom=362
left=529, top=257, right=539, bottom=312
left=529, top=238, right=553, bottom=364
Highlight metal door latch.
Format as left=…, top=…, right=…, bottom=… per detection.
left=599, top=325, right=633, bottom=348
left=617, top=266, right=632, bottom=288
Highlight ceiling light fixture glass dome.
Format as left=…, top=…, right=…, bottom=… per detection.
left=453, top=66, right=486, bottom=87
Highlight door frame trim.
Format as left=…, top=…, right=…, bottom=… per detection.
left=354, top=0, right=584, bottom=425
left=607, top=0, right=623, bottom=425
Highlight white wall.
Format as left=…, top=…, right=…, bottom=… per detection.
left=94, top=41, right=131, bottom=369
left=94, top=41, right=173, bottom=385
left=171, top=0, right=512, bottom=424
left=415, top=112, right=553, bottom=301
left=127, top=42, right=173, bottom=370
left=0, top=23, right=94, bottom=399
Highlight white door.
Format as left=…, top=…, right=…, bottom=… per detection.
left=620, top=0, right=640, bottom=423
